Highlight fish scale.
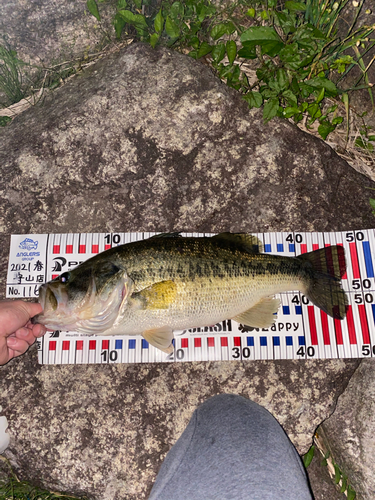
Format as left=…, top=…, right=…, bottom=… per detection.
left=7, top=229, right=375, bottom=364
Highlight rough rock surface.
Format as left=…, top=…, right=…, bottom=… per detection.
left=322, top=359, right=375, bottom=500
left=0, top=42, right=372, bottom=499
left=0, top=0, right=112, bottom=67
left=1, top=44, right=375, bottom=236
left=0, top=345, right=358, bottom=499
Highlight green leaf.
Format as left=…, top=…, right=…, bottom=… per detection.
left=316, top=87, right=325, bottom=104
left=276, top=68, right=288, bottom=91
left=279, top=45, right=301, bottom=70
left=285, top=1, right=307, bottom=11
left=303, top=445, right=315, bottom=468
left=241, top=26, right=282, bottom=46
left=133, top=0, right=142, bottom=8
left=238, top=43, right=257, bottom=59
left=305, top=77, right=338, bottom=96
left=332, top=117, right=343, bottom=125
left=118, top=9, right=147, bottom=27
left=211, top=22, right=235, bottom=40
left=340, top=475, right=348, bottom=493
left=190, top=36, right=200, bottom=49
left=263, top=97, right=280, bottom=122
left=318, top=120, right=335, bottom=139
left=334, top=464, right=341, bottom=484
left=347, top=485, right=356, bottom=500
left=114, top=12, right=126, bottom=38
left=212, top=43, right=226, bottom=63
left=165, top=16, right=180, bottom=38
left=0, top=116, right=11, bottom=126
left=246, top=8, right=255, bottom=17
left=282, top=89, right=298, bottom=106
left=117, top=0, right=127, bottom=9
left=243, top=91, right=263, bottom=108
left=87, top=0, right=101, bottom=21
left=283, top=106, right=300, bottom=118
left=370, top=198, right=375, bottom=212
left=307, top=103, right=321, bottom=120
left=211, top=23, right=228, bottom=40
left=170, top=1, right=184, bottom=20
left=197, top=42, right=213, bottom=59
left=150, top=33, right=159, bottom=48
left=226, top=40, right=237, bottom=65
left=154, top=9, right=164, bottom=33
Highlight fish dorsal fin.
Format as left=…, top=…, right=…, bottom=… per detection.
left=134, top=280, right=177, bottom=309
left=149, top=232, right=182, bottom=239
left=212, top=233, right=263, bottom=253
left=142, top=327, right=174, bottom=353
left=232, top=297, right=280, bottom=328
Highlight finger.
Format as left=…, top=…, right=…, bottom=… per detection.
left=32, top=324, right=47, bottom=338
left=20, top=302, right=43, bottom=318
left=7, top=336, right=33, bottom=355
left=15, top=327, right=36, bottom=346
left=0, top=338, right=10, bottom=365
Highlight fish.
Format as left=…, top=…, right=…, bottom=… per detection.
left=33, top=232, right=348, bottom=354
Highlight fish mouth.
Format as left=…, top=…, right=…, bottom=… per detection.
left=32, top=283, right=71, bottom=327
left=38, top=284, right=60, bottom=312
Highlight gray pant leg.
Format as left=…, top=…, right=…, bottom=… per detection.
left=149, top=394, right=313, bottom=500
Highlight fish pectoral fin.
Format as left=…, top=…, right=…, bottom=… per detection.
left=233, top=297, right=281, bottom=328
left=142, top=327, right=174, bottom=354
left=134, top=280, right=177, bottom=309
left=212, top=233, right=263, bottom=254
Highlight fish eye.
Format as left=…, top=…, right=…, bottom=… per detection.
left=60, top=272, right=71, bottom=284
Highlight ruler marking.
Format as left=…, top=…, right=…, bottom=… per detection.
left=7, top=229, right=375, bottom=364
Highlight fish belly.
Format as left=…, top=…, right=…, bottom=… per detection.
left=105, top=272, right=306, bottom=336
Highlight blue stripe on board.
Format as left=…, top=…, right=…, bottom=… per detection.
left=273, top=336, right=280, bottom=346
left=264, top=244, right=271, bottom=252
left=298, top=336, right=306, bottom=346
left=372, top=304, right=375, bottom=324
left=283, top=305, right=290, bottom=315
left=142, top=339, right=149, bottom=349
left=115, top=339, right=123, bottom=349
left=286, top=336, right=293, bottom=346
left=295, top=306, right=302, bottom=315
left=277, top=243, right=284, bottom=252
left=260, top=337, right=267, bottom=346
left=247, top=337, right=254, bottom=346
left=289, top=244, right=295, bottom=253
left=363, top=241, right=374, bottom=277
left=129, top=339, right=136, bottom=349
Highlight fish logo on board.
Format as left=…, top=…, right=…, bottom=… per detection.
left=19, top=238, right=38, bottom=251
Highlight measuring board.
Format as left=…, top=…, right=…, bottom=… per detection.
left=6, top=230, right=375, bottom=364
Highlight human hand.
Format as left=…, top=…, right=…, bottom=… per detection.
left=0, top=301, right=47, bottom=366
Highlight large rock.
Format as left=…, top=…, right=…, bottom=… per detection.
left=322, top=359, right=375, bottom=500
left=0, top=347, right=358, bottom=499
left=1, top=44, right=375, bottom=235
left=0, top=0, right=112, bottom=67
left=0, top=43, right=371, bottom=498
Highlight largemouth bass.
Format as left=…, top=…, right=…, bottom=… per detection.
left=33, top=233, right=348, bottom=353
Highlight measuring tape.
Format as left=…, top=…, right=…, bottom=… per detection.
left=6, top=230, right=375, bottom=364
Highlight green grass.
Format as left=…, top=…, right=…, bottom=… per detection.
left=0, top=456, right=89, bottom=500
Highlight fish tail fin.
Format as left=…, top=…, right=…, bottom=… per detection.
left=298, top=245, right=348, bottom=319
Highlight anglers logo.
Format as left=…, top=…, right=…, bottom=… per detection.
left=17, top=238, right=40, bottom=259
left=19, top=238, right=38, bottom=251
